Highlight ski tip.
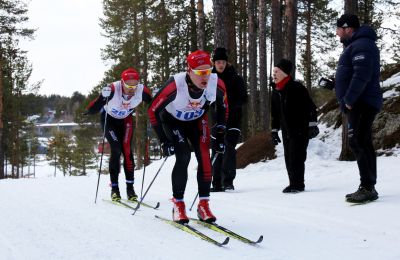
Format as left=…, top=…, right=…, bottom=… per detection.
left=256, top=235, right=264, bottom=243
left=154, top=202, right=160, bottom=209
left=221, top=237, right=230, bottom=246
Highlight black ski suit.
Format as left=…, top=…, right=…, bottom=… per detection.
left=211, top=65, right=247, bottom=188
left=271, top=77, right=317, bottom=189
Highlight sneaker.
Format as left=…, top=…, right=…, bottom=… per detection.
left=282, top=185, right=304, bottom=193
left=346, top=186, right=378, bottom=203
left=172, top=199, right=189, bottom=224
left=127, top=187, right=138, bottom=201
left=197, top=199, right=216, bottom=223
left=210, top=185, right=225, bottom=192
left=111, top=188, right=121, bottom=202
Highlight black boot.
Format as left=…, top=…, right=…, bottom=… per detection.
left=282, top=185, right=304, bottom=193
left=210, top=185, right=225, bottom=192
left=223, top=180, right=234, bottom=191
left=111, top=187, right=121, bottom=201
left=346, top=186, right=378, bottom=203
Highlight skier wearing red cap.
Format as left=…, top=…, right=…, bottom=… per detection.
left=148, top=50, right=228, bottom=224
left=86, top=68, right=152, bottom=202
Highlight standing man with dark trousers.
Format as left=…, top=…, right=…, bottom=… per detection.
left=210, top=47, right=247, bottom=192
left=335, top=14, right=382, bottom=203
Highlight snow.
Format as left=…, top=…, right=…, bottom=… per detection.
left=382, top=72, right=400, bottom=99
left=1, top=125, right=400, bottom=260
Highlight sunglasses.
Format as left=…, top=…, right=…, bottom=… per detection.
left=123, top=81, right=137, bottom=90
left=190, top=68, right=213, bottom=76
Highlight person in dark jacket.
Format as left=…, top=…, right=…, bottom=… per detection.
left=335, top=14, right=382, bottom=203
left=270, top=59, right=319, bottom=193
left=210, top=47, right=248, bottom=191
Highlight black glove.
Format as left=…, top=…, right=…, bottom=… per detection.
left=161, top=142, right=175, bottom=156
left=269, top=77, right=276, bottom=89
left=318, top=77, right=334, bottom=90
left=212, top=125, right=226, bottom=153
left=308, top=126, right=320, bottom=139
left=270, top=130, right=281, bottom=146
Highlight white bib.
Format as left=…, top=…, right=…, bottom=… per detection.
left=104, top=81, right=144, bottom=119
left=165, top=72, right=217, bottom=121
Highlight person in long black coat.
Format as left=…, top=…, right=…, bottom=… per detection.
left=270, top=59, right=319, bottom=193
left=210, top=47, right=248, bottom=191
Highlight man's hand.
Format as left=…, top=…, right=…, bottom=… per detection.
left=270, top=130, right=281, bottom=146
left=161, top=142, right=175, bottom=157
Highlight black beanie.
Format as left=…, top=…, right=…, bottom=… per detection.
left=337, top=14, right=360, bottom=28
left=213, top=47, right=228, bottom=61
left=275, top=59, right=292, bottom=75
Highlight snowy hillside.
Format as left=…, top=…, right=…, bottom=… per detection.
left=1, top=124, right=400, bottom=260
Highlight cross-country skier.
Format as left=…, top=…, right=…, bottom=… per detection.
left=148, top=50, right=228, bottom=224
left=86, top=68, right=152, bottom=202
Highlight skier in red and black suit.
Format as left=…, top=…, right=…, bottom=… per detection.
left=86, top=68, right=152, bottom=202
left=148, top=50, right=228, bottom=224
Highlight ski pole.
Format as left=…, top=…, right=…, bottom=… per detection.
left=189, top=152, right=219, bottom=211
left=95, top=97, right=109, bottom=204
left=132, top=156, right=168, bottom=215
left=140, top=158, right=146, bottom=199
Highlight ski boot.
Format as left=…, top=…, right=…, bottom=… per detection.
left=127, top=186, right=138, bottom=202
left=172, top=198, right=189, bottom=224
left=111, top=187, right=121, bottom=202
left=197, top=199, right=216, bottom=223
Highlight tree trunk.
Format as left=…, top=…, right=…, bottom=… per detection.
left=305, top=0, right=312, bottom=92
left=213, top=0, right=229, bottom=48
left=160, top=0, right=170, bottom=83
left=0, top=50, right=4, bottom=179
left=340, top=0, right=358, bottom=161
left=283, top=0, right=298, bottom=77
left=226, top=0, right=237, bottom=65
left=271, top=0, right=283, bottom=64
left=344, top=0, right=358, bottom=14
left=238, top=0, right=247, bottom=80
left=197, top=0, right=206, bottom=50
left=190, top=0, right=198, bottom=51
left=247, top=0, right=257, bottom=134
left=258, top=0, right=268, bottom=131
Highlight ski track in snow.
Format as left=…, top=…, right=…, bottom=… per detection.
left=1, top=136, right=400, bottom=260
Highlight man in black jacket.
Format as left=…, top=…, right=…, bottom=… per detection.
left=210, top=47, right=248, bottom=191
left=335, top=14, right=382, bottom=203
left=270, top=59, right=319, bottom=193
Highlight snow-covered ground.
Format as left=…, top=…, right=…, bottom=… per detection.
left=1, top=125, right=400, bottom=260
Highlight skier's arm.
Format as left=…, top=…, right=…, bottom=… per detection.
left=86, top=84, right=115, bottom=114
left=147, top=77, right=177, bottom=143
left=142, top=85, right=153, bottom=105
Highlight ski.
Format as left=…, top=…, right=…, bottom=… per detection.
left=122, top=199, right=160, bottom=210
left=189, top=218, right=263, bottom=245
left=155, top=215, right=229, bottom=247
left=103, top=199, right=160, bottom=210
left=103, top=199, right=137, bottom=210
